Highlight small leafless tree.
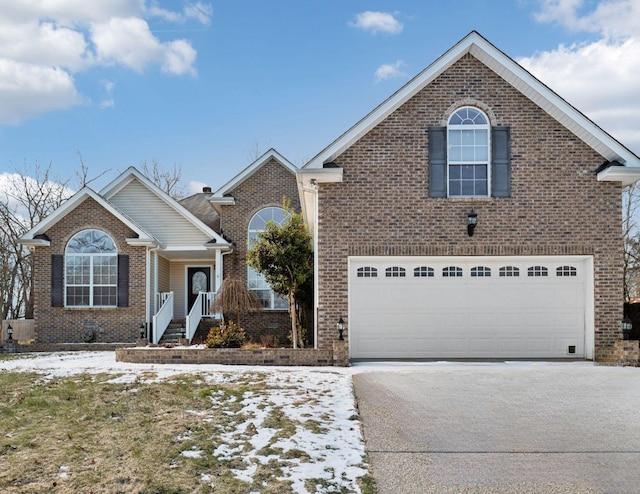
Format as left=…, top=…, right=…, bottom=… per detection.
left=211, top=276, right=262, bottom=328
left=141, top=160, right=184, bottom=199
left=0, top=162, right=72, bottom=319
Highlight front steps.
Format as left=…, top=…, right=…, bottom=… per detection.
left=157, top=318, right=220, bottom=345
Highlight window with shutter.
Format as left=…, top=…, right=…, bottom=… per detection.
left=65, top=229, right=118, bottom=307
left=428, top=107, right=511, bottom=198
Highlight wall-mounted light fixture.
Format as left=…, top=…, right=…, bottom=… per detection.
left=336, top=317, right=345, bottom=341
left=6, top=324, right=13, bottom=341
left=467, top=211, right=478, bottom=237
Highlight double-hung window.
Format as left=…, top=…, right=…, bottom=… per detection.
left=447, top=107, right=490, bottom=197
left=65, top=229, right=117, bottom=307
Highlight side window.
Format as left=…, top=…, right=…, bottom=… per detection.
left=442, top=266, right=463, bottom=278
left=247, top=207, right=289, bottom=309
left=385, top=266, right=406, bottom=278
left=65, top=229, right=117, bottom=307
left=414, top=266, right=434, bottom=277
left=357, top=267, right=378, bottom=278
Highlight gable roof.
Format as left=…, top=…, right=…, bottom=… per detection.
left=210, top=148, right=297, bottom=204
left=19, top=187, right=155, bottom=247
left=303, top=30, right=640, bottom=171
left=101, top=166, right=229, bottom=246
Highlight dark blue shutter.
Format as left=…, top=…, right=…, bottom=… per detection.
left=117, top=254, right=129, bottom=307
left=491, top=126, right=511, bottom=197
left=51, top=254, right=63, bottom=307
left=428, top=127, right=447, bottom=197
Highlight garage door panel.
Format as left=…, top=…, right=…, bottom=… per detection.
left=350, top=256, right=588, bottom=359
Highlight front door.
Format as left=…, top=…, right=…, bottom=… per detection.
left=187, top=267, right=211, bottom=313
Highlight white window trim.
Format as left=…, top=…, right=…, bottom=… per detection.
left=65, top=229, right=117, bottom=308
left=447, top=106, right=491, bottom=198
left=247, top=207, right=290, bottom=310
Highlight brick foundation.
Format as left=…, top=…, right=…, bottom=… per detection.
left=116, top=347, right=341, bottom=366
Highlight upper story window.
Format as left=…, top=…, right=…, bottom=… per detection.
left=447, top=107, right=490, bottom=197
left=65, top=229, right=117, bottom=307
left=428, top=108, right=510, bottom=199
left=357, top=267, right=378, bottom=278
left=247, top=207, right=289, bottom=310
left=385, top=266, right=406, bottom=278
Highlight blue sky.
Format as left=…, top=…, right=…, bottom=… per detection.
left=0, top=0, right=639, bottom=195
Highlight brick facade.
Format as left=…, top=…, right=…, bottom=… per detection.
left=314, top=54, right=623, bottom=361
left=217, top=157, right=302, bottom=344
left=33, top=197, right=146, bottom=343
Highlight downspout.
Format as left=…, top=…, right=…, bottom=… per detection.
left=146, top=244, right=160, bottom=340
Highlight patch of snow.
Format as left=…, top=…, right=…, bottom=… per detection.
left=0, top=352, right=371, bottom=493
left=181, top=448, right=203, bottom=458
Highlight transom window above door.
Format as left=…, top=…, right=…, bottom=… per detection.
left=447, top=107, right=490, bottom=197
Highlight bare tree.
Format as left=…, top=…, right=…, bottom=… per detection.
left=74, top=151, right=110, bottom=189
left=141, top=160, right=184, bottom=199
left=623, top=183, right=640, bottom=301
left=0, top=162, right=72, bottom=319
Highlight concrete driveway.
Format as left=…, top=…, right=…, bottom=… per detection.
left=353, top=362, right=640, bottom=494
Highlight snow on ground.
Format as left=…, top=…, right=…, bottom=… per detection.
left=0, top=352, right=369, bottom=493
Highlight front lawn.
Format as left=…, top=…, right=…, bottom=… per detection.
left=0, top=354, right=375, bottom=493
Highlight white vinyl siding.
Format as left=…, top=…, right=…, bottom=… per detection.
left=108, top=178, right=211, bottom=247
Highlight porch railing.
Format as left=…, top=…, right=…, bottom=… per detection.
left=152, top=291, right=174, bottom=344
left=185, top=291, right=217, bottom=343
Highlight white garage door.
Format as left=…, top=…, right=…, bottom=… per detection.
left=349, top=256, right=592, bottom=360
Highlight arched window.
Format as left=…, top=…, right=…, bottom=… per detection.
left=65, top=229, right=117, bottom=307
left=247, top=207, right=289, bottom=309
left=447, top=107, right=490, bottom=197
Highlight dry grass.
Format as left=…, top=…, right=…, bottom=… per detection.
left=0, top=367, right=376, bottom=494
left=0, top=372, right=276, bottom=493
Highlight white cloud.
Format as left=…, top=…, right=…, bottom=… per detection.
left=147, top=1, right=212, bottom=25
left=188, top=180, right=209, bottom=195
left=375, top=60, right=408, bottom=81
left=348, top=11, right=403, bottom=34
left=99, top=79, right=115, bottom=109
left=0, top=0, right=210, bottom=124
left=523, top=0, right=640, bottom=155
left=0, top=60, right=84, bottom=124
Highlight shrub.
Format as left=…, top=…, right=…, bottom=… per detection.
left=205, top=321, right=246, bottom=348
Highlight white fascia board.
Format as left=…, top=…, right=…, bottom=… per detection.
left=211, top=148, right=298, bottom=198
left=101, top=166, right=227, bottom=244
left=19, top=187, right=154, bottom=244
left=208, top=196, right=236, bottom=205
left=597, top=166, right=640, bottom=186
left=126, top=238, right=159, bottom=247
left=303, top=31, right=640, bottom=169
left=297, top=168, right=343, bottom=183
left=19, top=238, right=51, bottom=248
